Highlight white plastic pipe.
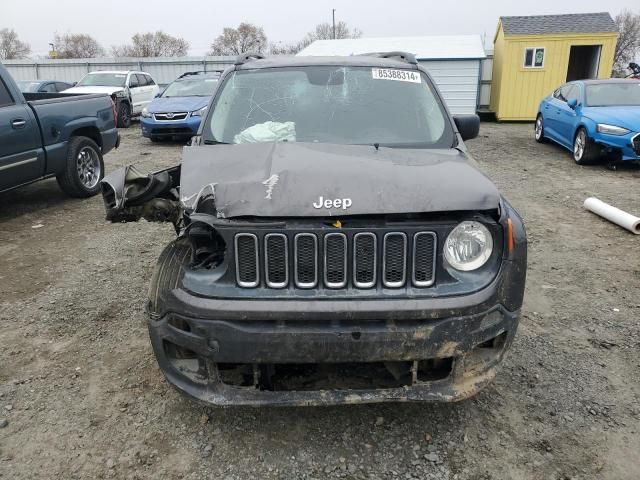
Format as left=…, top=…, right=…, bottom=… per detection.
left=584, top=197, right=640, bottom=235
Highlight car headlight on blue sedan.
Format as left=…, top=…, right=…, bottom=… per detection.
left=141, top=108, right=152, bottom=118
left=191, top=106, right=208, bottom=117
left=597, top=124, right=630, bottom=136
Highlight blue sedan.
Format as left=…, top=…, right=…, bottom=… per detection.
left=535, top=79, right=640, bottom=166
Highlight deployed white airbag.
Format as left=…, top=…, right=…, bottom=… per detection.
left=234, top=121, right=296, bottom=144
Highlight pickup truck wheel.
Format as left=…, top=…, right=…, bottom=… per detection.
left=117, top=103, right=131, bottom=128
left=573, top=128, right=599, bottom=165
left=56, top=136, right=104, bottom=198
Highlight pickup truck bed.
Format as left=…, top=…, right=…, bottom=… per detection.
left=1, top=62, right=119, bottom=197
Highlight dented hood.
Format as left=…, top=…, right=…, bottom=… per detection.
left=180, top=142, right=500, bottom=218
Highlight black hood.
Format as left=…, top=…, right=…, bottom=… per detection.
left=180, top=142, right=500, bottom=218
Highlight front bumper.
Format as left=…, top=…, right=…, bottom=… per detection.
left=148, top=256, right=523, bottom=406
left=594, top=131, right=640, bottom=161
left=140, top=115, right=201, bottom=138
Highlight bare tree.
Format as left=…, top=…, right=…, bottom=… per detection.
left=311, top=21, right=362, bottom=41
left=112, top=31, right=189, bottom=57
left=53, top=33, right=104, bottom=59
left=613, top=10, right=640, bottom=76
left=271, top=21, right=363, bottom=55
left=209, top=23, right=267, bottom=56
left=0, top=28, right=31, bottom=59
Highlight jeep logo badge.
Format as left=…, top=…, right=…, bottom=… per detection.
left=313, top=196, right=352, bottom=210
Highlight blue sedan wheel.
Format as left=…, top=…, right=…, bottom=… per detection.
left=534, top=115, right=546, bottom=143
left=573, top=128, right=599, bottom=165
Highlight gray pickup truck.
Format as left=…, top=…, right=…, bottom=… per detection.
left=101, top=53, right=527, bottom=407
left=0, top=62, right=119, bottom=197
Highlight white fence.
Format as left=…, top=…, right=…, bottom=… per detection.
left=2, top=56, right=236, bottom=85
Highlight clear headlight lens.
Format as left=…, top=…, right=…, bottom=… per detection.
left=191, top=106, right=208, bottom=117
left=444, top=221, right=493, bottom=271
left=141, top=107, right=151, bottom=118
left=596, top=124, right=630, bottom=136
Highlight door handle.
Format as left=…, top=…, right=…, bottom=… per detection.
left=11, top=118, right=26, bottom=129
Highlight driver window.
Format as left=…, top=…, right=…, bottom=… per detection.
left=565, top=85, right=579, bottom=103
left=557, top=85, right=571, bottom=102
left=129, top=75, right=139, bottom=88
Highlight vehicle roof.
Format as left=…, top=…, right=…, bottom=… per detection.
left=235, top=55, right=421, bottom=70
left=573, top=78, right=640, bottom=85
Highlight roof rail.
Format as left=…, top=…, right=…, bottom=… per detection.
left=359, top=51, right=418, bottom=65
left=178, top=70, right=224, bottom=79
left=234, top=53, right=265, bottom=65
left=178, top=71, right=207, bottom=78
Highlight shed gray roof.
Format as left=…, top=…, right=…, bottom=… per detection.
left=501, top=12, right=617, bottom=36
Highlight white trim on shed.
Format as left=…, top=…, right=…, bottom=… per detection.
left=298, top=35, right=486, bottom=114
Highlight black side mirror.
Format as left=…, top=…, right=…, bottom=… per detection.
left=453, top=114, right=480, bottom=141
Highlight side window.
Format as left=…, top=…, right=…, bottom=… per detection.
left=128, top=74, right=140, bottom=88
left=565, top=85, right=579, bottom=103
left=0, top=78, right=15, bottom=107
left=41, top=83, right=57, bottom=93
left=524, top=47, right=545, bottom=68
left=557, top=85, right=571, bottom=102
left=145, top=75, right=156, bottom=86
left=56, top=82, right=70, bottom=92
left=136, top=74, right=148, bottom=87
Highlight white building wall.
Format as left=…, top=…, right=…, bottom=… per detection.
left=419, top=59, right=481, bottom=115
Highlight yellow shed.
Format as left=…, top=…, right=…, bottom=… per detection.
left=490, top=12, right=618, bottom=121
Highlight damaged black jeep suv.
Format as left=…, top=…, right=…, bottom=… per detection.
left=101, top=52, right=527, bottom=406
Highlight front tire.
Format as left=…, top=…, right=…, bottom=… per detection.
left=573, top=127, right=599, bottom=165
left=117, top=102, right=131, bottom=128
left=534, top=114, right=546, bottom=143
left=56, top=136, right=104, bottom=198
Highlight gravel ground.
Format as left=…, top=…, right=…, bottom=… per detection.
left=0, top=123, right=639, bottom=480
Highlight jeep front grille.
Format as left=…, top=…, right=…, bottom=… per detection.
left=234, top=231, right=437, bottom=290
left=234, top=234, right=259, bottom=287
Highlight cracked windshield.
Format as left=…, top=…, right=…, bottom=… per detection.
left=206, top=66, right=452, bottom=147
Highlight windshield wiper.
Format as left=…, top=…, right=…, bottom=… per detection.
left=203, top=140, right=230, bottom=145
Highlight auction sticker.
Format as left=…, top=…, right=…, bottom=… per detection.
left=372, top=68, right=421, bottom=83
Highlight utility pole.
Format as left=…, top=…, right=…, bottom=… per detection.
left=332, top=9, right=336, bottom=39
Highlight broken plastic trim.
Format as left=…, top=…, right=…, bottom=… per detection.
left=100, top=165, right=182, bottom=227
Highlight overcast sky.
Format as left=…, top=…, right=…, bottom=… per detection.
left=2, top=0, right=637, bottom=56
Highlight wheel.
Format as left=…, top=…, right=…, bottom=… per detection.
left=117, top=102, right=131, bottom=128
left=148, top=240, right=192, bottom=314
left=56, top=136, right=104, bottom=198
left=573, top=127, right=599, bottom=165
left=534, top=114, right=546, bottom=143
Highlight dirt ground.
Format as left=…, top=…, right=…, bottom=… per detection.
left=1, top=123, right=639, bottom=480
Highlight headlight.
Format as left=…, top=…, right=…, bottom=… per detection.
left=597, top=124, right=630, bottom=136
left=141, top=108, right=151, bottom=118
left=191, top=106, right=208, bottom=117
left=444, top=221, right=493, bottom=271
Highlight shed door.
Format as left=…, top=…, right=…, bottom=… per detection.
left=419, top=60, right=480, bottom=115
left=566, top=45, right=601, bottom=81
